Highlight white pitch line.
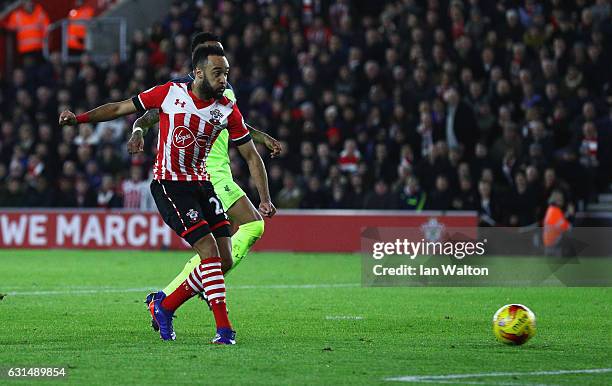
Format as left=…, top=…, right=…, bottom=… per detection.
left=325, top=315, right=364, bottom=320
left=233, top=283, right=359, bottom=290
left=386, top=368, right=612, bottom=383
left=5, top=287, right=156, bottom=296
left=4, top=283, right=360, bottom=296
left=411, top=381, right=553, bottom=386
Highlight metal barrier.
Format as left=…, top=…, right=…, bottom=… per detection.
left=43, top=17, right=127, bottom=63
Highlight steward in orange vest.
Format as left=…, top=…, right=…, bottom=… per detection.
left=4, top=0, right=50, bottom=54
left=542, top=190, right=575, bottom=256
left=67, top=0, right=94, bottom=51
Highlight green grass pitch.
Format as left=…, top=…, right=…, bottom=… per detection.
left=0, top=250, right=610, bottom=385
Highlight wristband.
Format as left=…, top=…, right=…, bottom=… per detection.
left=76, top=113, right=90, bottom=123
left=132, top=127, right=143, bottom=134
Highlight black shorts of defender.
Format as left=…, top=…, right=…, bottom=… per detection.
left=150, top=180, right=231, bottom=246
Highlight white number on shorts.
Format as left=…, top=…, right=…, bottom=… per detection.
left=209, top=197, right=224, bottom=215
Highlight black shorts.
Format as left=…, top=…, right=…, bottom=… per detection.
left=150, top=180, right=231, bottom=246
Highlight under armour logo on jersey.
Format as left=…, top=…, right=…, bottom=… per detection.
left=175, top=99, right=186, bottom=108
left=210, top=108, right=223, bottom=125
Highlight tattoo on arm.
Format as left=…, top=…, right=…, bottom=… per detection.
left=134, top=109, right=160, bottom=135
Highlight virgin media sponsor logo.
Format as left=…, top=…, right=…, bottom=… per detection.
left=172, top=126, right=195, bottom=148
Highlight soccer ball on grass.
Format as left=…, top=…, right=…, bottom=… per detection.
left=492, top=304, right=536, bottom=345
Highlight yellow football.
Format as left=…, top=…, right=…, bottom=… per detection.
left=492, top=304, right=536, bottom=345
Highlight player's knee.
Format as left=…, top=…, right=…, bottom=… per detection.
left=193, top=233, right=219, bottom=258
left=217, top=238, right=233, bottom=272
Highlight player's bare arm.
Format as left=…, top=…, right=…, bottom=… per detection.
left=247, top=123, right=282, bottom=158
left=128, top=109, right=160, bottom=154
left=237, top=140, right=276, bottom=218
left=59, top=99, right=138, bottom=126
left=133, top=109, right=160, bottom=134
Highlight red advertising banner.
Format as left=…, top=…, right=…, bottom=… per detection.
left=0, top=210, right=185, bottom=250
left=252, top=210, right=478, bottom=252
left=0, top=210, right=477, bottom=252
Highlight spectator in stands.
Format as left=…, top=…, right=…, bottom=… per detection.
left=371, top=143, right=397, bottom=184
left=75, top=175, right=97, bottom=207
left=507, top=171, right=538, bottom=226
left=338, top=139, right=361, bottom=174
left=267, top=164, right=284, bottom=200
left=97, top=144, right=123, bottom=175
left=427, top=174, right=453, bottom=211
left=477, top=180, right=499, bottom=227
left=575, top=121, right=611, bottom=197
left=276, top=173, right=302, bottom=209
left=443, top=88, right=478, bottom=158
left=363, top=180, right=397, bottom=210
left=97, top=174, right=122, bottom=208
left=25, top=175, right=54, bottom=207
left=55, top=176, right=77, bottom=208
left=328, top=184, right=348, bottom=209
left=398, top=175, right=426, bottom=211
left=453, top=177, right=476, bottom=210
left=345, top=174, right=366, bottom=209
left=300, top=176, right=329, bottom=209
left=0, top=177, right=25, bottom=207
left=121, top=165, right=149, bottom=209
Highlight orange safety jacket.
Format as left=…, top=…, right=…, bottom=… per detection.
left=5, top=4, right=50, bottom=54
left=67, top=5, right=94, bottom=50
left=542, top=205, right=570, bottom=247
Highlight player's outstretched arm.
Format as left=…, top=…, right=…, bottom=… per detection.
left=237, top=140, right=276, bottom=217
left=128, top=109, right=160, bottom=154
left=59, top=99, right=138, bottom=126
left=246, top=123, right=282, bottom=158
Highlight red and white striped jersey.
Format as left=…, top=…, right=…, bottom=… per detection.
left=132, top=82, right=251, bottom=181
left=121, top=178, right=149, bottom=209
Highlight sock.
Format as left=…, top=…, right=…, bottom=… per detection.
left=226, top=220, right=264, bottom=275
left=160, top=220, right=264, bottom=300
left=160, top=279, right=195, bottom=312
left=162, top=255, right=200, bottom=295
left=190, top=257, right=232, bottom=330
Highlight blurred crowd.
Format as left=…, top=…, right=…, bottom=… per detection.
left=0, top=0, right=611, bottom=227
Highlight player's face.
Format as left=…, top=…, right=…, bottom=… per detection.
left=197, top=55, right=229, bottom=99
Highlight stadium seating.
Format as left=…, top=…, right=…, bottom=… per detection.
left=0, top=0, right=611, bottom=228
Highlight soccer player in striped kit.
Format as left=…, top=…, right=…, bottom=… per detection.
left=59, top=45, right=274, bottom=344
left=130, top=33, right=280, bottom=331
